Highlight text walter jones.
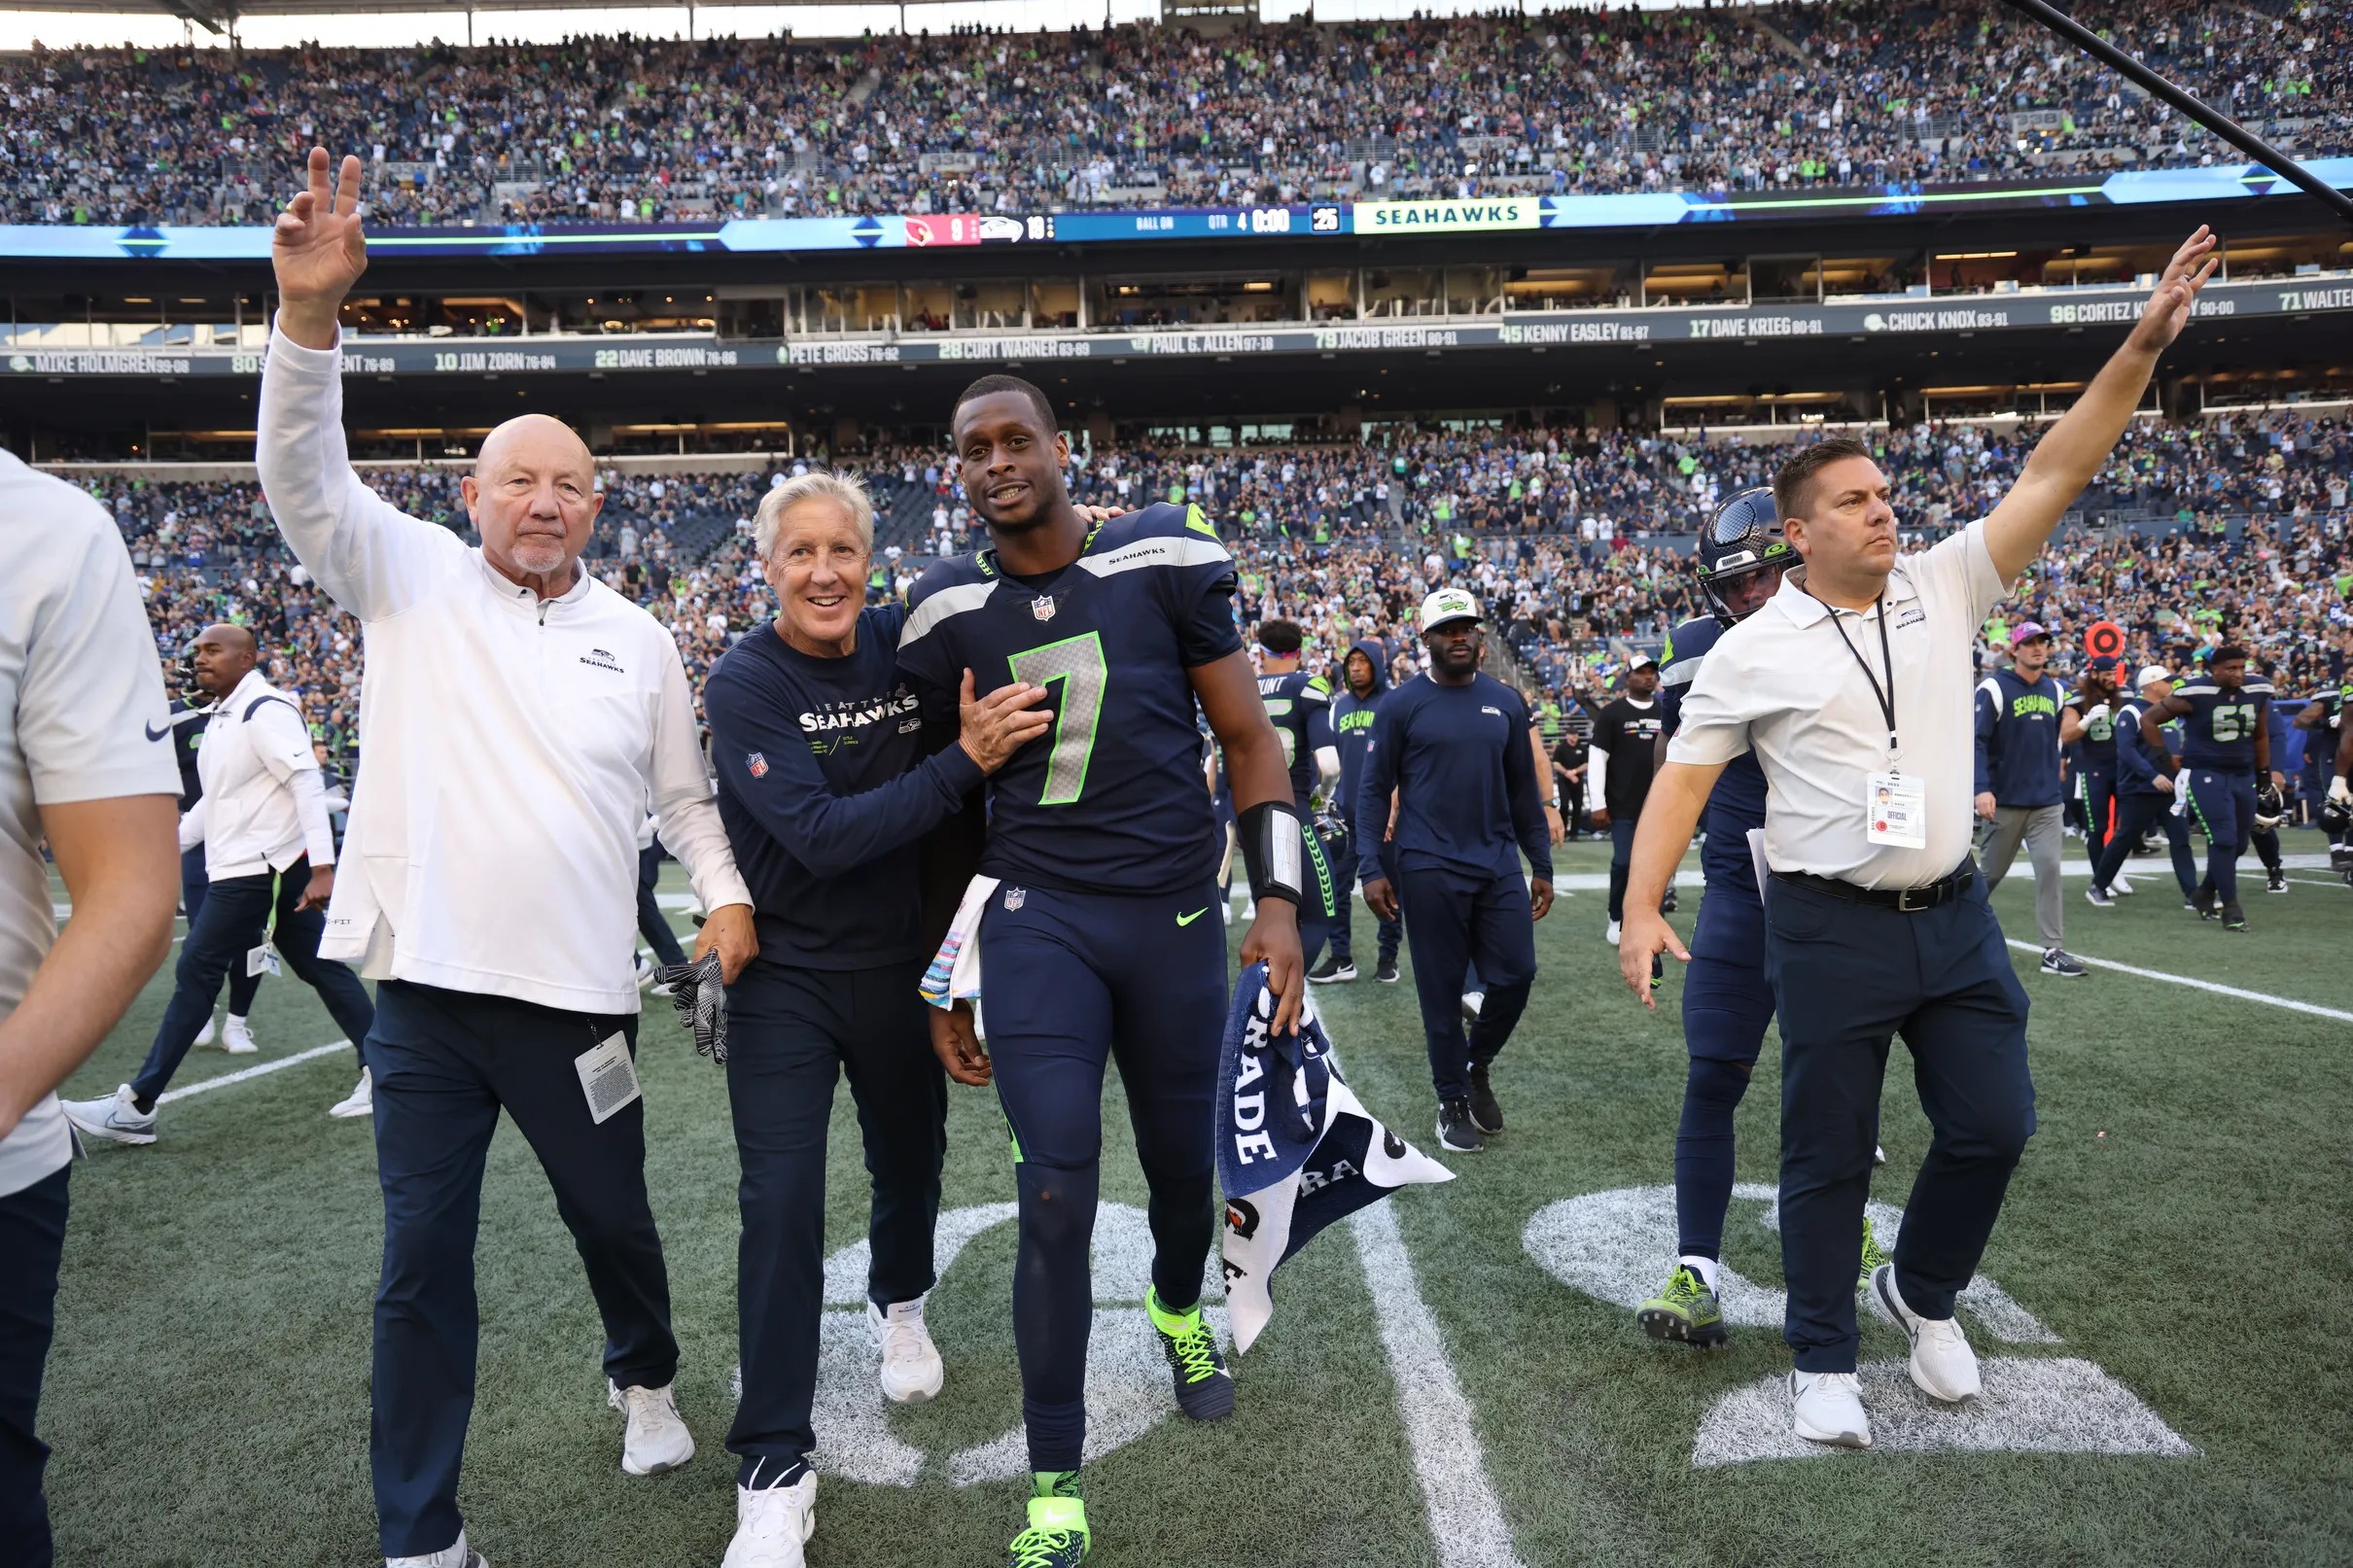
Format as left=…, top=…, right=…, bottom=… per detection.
left=431, top=349, right=562, bottom=372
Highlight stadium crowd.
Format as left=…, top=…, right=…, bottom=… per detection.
left=80, top=408, right=2353, bottom=804
left=2, top=0, right=2345, bottom=227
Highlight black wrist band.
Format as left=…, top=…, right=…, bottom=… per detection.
left=1238, top=800, right=1306, bottom=906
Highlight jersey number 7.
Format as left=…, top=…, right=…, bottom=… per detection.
left=1009, top=631, right=1109, bottom=805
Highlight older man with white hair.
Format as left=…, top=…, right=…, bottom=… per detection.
left=259, top=149, right=757, bottom=1568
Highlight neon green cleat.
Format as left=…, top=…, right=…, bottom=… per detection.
left=1858, top=1215, right=1891, bottom=1292
left=1636, top=1264, right=1727, bottom=1348
left=1145, top=1286, right=1235, bottom=1419
left=1006, top=1484, right=1089, bottom=1568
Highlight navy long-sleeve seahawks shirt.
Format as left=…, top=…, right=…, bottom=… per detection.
left=703, top=605, right=986, bottom=968
left=1974, top=668, right=2066, bottom=807
left=1330, top=638, right=1390, bottom=827
left=1659, top=613, right=1766, bottom=889
left=896, top=503, right=1243, bottom=898
left=1354, top=673, right=1552, bottom=884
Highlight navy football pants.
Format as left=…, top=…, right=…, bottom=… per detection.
left=1394, top=855, right=1536, bottom=1099
left=2090, top=789, right=2199, bottom=898
left=724, top=957, right=944, bottom=1487
left=1675, top=887, right=1774, bottom=1261
left=1765, top=869, right=2034, bottom=1373
left=2184, top=768, right=2257, bottom=904
left=2077, top=768, right=2118, bottom=863
left=979, top=880, right=1228, bottom=1474
left=367, top=982, right=674, bottom=1558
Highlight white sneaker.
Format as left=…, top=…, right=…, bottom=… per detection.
left=1459, top=991, right=1485, bottom=1022
left=1871, top=1263, right=1981, bottom=1403
left=635, top=954, right=657, bottom=990
left=868, top=1298, right=944, bottom=1403
left=222, top=1014, right=258, bottom=1055
left=329, top=1066, right=373, bottom=1120
left=1605, top=918, right=1623, bottom=947
left=2112, top=873, right=2135, bottom=896
left=1873, top=1143, right=1886, bottom=1166
left=193, top=1015, right=217, bottom=1049
left=386, top=1531, right=486, bottom=1568
left=1789, top=1369, right=1871, bottom=1447
left=609, top=1379, right=696, bottom=1475
left=59, top=1084, right=157, bottom=1146
left=722, top=1472, right=817, bottom=1568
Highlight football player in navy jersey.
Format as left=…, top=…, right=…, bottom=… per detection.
left=1632, top=492, right=1890, bottom=1346
left=1254, top=619, right=1344, bottom=963
left=898, top=374, right=1303, bottom=1568
left=2143, top=645, right=2278, bottom=930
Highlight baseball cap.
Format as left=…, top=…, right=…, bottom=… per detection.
left=2010, top=620, right=2052, bottom=644
left=1418, top=588, right=1482, bottom=635
left=1630, top=652, right=1660, bottom=671
left=2134, top=664, right=2172, bottom=690
left=2089, top=654, right=2121, bottom=673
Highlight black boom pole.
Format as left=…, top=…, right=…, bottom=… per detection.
left=1998, top=0, right=2353, bottom=230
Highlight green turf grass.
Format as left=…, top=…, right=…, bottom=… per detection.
left=38, top=831, right=2353, bottom=1565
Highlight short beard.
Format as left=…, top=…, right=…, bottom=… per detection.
left=510, top=538, right=570, bottom=576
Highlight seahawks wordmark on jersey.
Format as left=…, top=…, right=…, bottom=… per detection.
left=1217, top=962, right=1453, bottom=1354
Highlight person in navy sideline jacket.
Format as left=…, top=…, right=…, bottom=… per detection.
left=1972, top=621, right=2086, bottom=977
left=1314, top=638, right=1402, bottom=985
left=1357, top=588, right=1556, bottom=1156
left=2087, top=666, right=2202, bottom=908
left=2141, top=645, right=2282, bottom=930
left=697, top=470, right=1053, bottom=1567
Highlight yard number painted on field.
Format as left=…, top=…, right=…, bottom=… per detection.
left=1523, top=1184, right=2195, bottom=1467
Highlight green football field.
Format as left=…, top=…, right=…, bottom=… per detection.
left=39, top=833, right=2353, bottom=1568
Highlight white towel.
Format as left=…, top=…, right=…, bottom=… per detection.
left=919, top=874, right=1000, bottom=1040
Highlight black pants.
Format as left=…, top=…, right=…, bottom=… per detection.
left=367, top=981, right=675, bottom=1558
left=1327, top=815, right=1401, bottom=967
left=637, top=842, right=686, bottom=967
left=132, top=856, right=375, bottom=1105
left=724, top=958, right=945, bottom=1486
left=181, top=845, right=259, bottom=1016
left=1395, top=855, right=1537, bottom=1099
left=1765, top=869, right=2035, bottom=1373
left=0, top=1167, right=67, bottom=1568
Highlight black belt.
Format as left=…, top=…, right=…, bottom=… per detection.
left=1771, top=860, right=1975, bottom=914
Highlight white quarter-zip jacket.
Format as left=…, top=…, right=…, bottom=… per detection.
left=178, top=669, right=335, bottom=879
left=257, top=324, right=752, bottom=1015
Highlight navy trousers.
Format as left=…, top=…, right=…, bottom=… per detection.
left=1394, top=855, right=1537, bottom=1099
left=368, top=981, right=676, bottom=1558
left=1765, top=867, right=2035, bottom=1373
left=181, top=846, right=260, bottom=1017
left=724, top=958, right=945, bottom=1487
left=636, top=842, right=687, bottom=968
left=978, top=879, right=1228, bottom=1474
left=1675, top=886, right=1774, bottom=1260
left=1326, top=813, right=1401, bottom=967
left=132, top=856, right=374, bottom=1105
left=0, top=1167, right=67, bottom=1568
left=2183, top=768, right=2257, bottom=904
left=2090, top=789, right=2200, bottom=898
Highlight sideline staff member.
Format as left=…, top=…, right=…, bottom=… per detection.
left=261, top=150, right=757, bottom=1568
left=1618, top=229, right=2216, bottom=1449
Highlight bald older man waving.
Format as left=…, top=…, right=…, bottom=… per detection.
left=259, top=150, right=758, bottom=1568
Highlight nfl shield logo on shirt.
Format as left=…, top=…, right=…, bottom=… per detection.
left=1004, top=887, right=1027, bottom=912
left=746, top=751, right=768, bottom=779
left=1031, top=596, right=1057, bottom=622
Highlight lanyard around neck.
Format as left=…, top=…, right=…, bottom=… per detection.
left=1825, top=593, right=1900, bottom=764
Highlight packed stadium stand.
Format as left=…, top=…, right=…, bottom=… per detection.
left=2, top=0, right=2348, bottom=226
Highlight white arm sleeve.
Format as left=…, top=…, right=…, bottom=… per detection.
left=644, top=632, right=753, bottom=915
left=284, top=767, right=336, bottom=866
left=256, top=322, right=467, bottom=623
left=178, top=798, right=208, bottom=853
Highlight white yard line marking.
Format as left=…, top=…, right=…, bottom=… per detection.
left=2284, top=876, right=2348, bottom=890
left=2005, top=941, right=2353, bottom=1024
left=1350, top=1203, right=1528, bottom=1568
left=157, top=1040, right=350, bottom=1104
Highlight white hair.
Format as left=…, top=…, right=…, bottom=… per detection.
left=755, top=470, right=874, bottom=562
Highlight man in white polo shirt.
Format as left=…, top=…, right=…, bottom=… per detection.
left=0, top=448, right=181, bottom=1568
left=1617, top=228, right=2216, bottom=1449
left=261, top=150, right=757, bottom=1568
left=61, top=621, right=377, bottom=1143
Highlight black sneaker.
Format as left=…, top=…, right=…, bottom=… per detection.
left=1436, top=1098, right=1484, bottom=1153
left=1374, top=958, right=1400, bottom=984
left=1307, top=955, right=1358, bottom=985
left=1467, top=1063, right=1503, bottom=1134
left=2192, top=884, right=2219, bottom=921
left=2222, top=902, right=2248, bottom=931
left=2084, top=885, right=2117, bottom=909
left=2265, top=869, right=2287, bottom=894
left=1661, top=887, right=1679, bottom=915
left=2040, top=948, right=2087, bottom=978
